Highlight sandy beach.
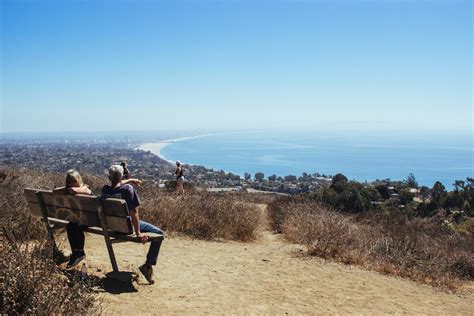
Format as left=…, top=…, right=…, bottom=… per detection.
left=138, top=134, right=214, bottom=162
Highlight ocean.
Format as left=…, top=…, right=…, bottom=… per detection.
left=158, top=130, right=473, bottom=188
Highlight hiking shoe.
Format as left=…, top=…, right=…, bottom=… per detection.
left=67, top=252, right=85, bottom=269
left=139, top=264, right=154, bottom=284
left=53, top=250, right=70, bottom=264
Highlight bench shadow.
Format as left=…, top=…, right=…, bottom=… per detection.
left=63, top=269, right=139, bottom=294
left=101, top=271, right=139, bottom=294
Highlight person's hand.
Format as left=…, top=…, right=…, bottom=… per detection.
left=137, top=233, right=149, bottom=244
left=130, top=179, right=142, bottom=187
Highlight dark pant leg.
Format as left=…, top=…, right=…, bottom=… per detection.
left=66, top=222, right=85, bottom=252
left=139, top=220, right=164, bottom=266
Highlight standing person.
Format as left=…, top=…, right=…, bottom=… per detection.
left=101, top=165, right=164, bottom=284
left=175, top=160, right=185, bottom=194
left=64, top=169, right=92, bottom=268
left=121, top=161, right=131, bottom=180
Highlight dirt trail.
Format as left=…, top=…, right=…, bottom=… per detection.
left=66, top=204, right=473, bottom=314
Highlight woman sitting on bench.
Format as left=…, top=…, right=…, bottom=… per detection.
left=64, top=169, right=92, bottom=268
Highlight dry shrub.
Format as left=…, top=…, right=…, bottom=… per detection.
left=282, top=201, right=361, bottom=263
left=0, top=169, right=99, bottom=313
left=270, top=198, right=474, bottom=287
left=0, top=169, right=61, bottom=241
left=0, top=238, right=96, bottom=314
left=140, top=191, right=262, bottom=241
left=227, top=191, right=280, bottom=205
left=267, top=195, right=292, bottom=234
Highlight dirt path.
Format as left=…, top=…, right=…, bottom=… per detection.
left=65, top=205, right=473, bottom=314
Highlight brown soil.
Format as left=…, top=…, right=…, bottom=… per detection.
left=61, top=205, right=473, bottom=315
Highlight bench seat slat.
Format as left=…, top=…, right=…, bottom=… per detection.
left=46, top=218, right=164, bottom=243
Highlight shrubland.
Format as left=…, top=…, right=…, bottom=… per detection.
left=139, top=187, right=262, bottom=241
left=1, top=166, right=472, bottom=314
left=269, top=189, right=474, bottom=287
left=0, top=169, right=101, bottom=314
left=0, top=168, right=264, bottom=312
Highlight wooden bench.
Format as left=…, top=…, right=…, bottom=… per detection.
left=24, top=188, right=164, bottom=273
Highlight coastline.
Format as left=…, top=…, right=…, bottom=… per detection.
left=137, top=134, right=214, bottom=163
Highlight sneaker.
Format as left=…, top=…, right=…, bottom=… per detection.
left=53, top=250, right=70, bottom=264
left=67, top=252, right=85, bottom=269
left=139, top=264, right=154, bottom=284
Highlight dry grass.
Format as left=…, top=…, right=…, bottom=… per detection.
left=227, top=191, right=281, bottom=205
left=0, top=234, right=97, bottom=314
left=0, top=169, right=100, bottom=313
left=140, top=190, right=262, bottom=242
left=269, top=197, right=474, bottom=287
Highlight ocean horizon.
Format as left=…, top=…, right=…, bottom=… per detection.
left=140, top=130, right=473, bottom=189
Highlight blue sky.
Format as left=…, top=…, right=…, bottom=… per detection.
left=1, top=0, right=472, bottom=133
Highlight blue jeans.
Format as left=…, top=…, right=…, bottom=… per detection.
left=66, top=220, right=164, bottom=266
left=139, top=220, right=164, bottom=266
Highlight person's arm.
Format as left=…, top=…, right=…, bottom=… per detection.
left=129, top=207, right=149, bottom=243
left=68, top=185, right=92, bottom=195
left=121, top=178, right=142, bottom=186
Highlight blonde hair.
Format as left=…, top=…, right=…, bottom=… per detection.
left=65, top=169, right=84, bottom=188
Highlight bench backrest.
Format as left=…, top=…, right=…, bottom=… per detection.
left=24, top=188, right=133, bottom=234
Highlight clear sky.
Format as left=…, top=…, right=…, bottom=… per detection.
left=1, top=0, right=472, bottom=133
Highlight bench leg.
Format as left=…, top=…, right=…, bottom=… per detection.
left=104, top=235, right=119, bottom=272
left=36, top=192, right=59, bottom=255
left=97, top=204, right=119, bottom=272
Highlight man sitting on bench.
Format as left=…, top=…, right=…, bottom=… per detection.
left=101, top=164, right=164, bottom=284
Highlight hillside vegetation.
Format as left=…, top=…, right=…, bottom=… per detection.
left=0, top=168, right=472, bottom=313
left=268, top=178, right=474, bottom=287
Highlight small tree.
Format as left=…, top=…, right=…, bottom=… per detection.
left=330, top=173, right=348, bottom=193
left=419, top=186, right=430, bottom=202
left=453, top=180, right=465, bottom=192
left=376, top=184, right=390, bottom=199
left=431, top=181, right=447, bottom=206
left=255, top=172, right=265, bottom=181
left=244, top=172, right=251, bottom=180
left=399, top=189, right=414, bottom=205
left=406, top=173, right=418, bottom=188
left=268, top=174, right=277, bottom=181
left=284, top=175, right=297, bottom=182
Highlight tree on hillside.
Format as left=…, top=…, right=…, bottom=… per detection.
left=406, top=173, right=418, bottom=188
left=268, top=174, right=277, bottom=181
left=244, top=172, right=251, bottom=180
left=300, top=172, right=310, bottom=181
left=453, top=180, right=465, bottom=192
left=444, top=191, right=464, bottom=210
left=399, top=189, right=414, bottom=205
left=431, top=181, right=447, bottom=206
left=284, top=175, right=297, bottom=182
left=465, top=178, right=474, bottom=215
left=375, top=184, right=390, bottom=199
left=320, top=180, right=380, bottom=213
left=254, top=172, right=265, bottom=181
left=419, top=186, right=430, bottom=202
left=330, top=173, right=348, bottom=193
